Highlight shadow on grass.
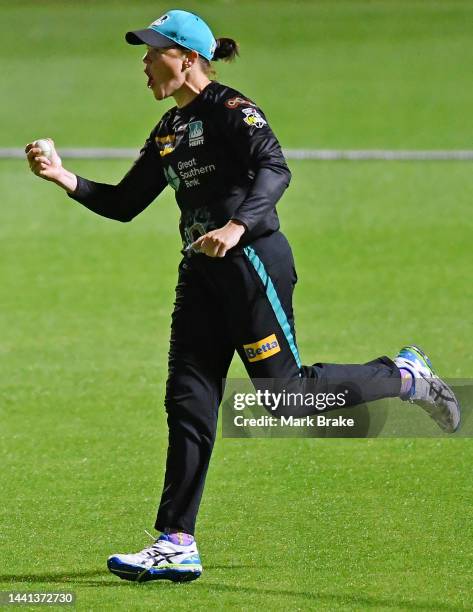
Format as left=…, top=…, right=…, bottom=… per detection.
left=0, top=571, right=462, bottom=609
left=0, top=569, right=106, bottom=584
left=45, top=578, right=468, bottom=608
left=0, top=565, right=260, bottom=588
left=205, top=583, right=462, bottom=611
left=74, top=566, right=266, bottom=588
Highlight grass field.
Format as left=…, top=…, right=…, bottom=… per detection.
left=2, top=159, right=472, bottom=610
left=1, top=0, right=473, bottom=610
left=2, top=0, right=473, bottom=149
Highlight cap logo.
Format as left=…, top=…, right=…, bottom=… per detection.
left=139, top=10, right=215, bottom=61
left=150, top=15, right=169, bottom=27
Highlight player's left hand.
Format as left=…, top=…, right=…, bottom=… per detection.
left=192, top=220, right=246, bottom=257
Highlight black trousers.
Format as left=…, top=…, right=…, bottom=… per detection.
left=155, top=231, right=401, bottom=535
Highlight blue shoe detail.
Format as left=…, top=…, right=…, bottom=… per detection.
left=107, top=555, right=202, bottom=583
left=398, top=345, right=433, bottom=372
left=107, top=532, right=203, bottom=584
left=396, top=345, right=434, bottom=399
left=394, top=344, right=461, bottom=433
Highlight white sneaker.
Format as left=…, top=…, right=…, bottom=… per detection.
left=107, top=533, right=202, bottom=583
left=394, top=345, right=460, bottom=433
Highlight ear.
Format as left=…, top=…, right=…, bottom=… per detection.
left=182, top=50, right=199, bottom=70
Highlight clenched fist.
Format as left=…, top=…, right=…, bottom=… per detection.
left=191, top=220, right=246, bottom=257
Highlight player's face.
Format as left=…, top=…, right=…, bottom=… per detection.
left=143, top=46, right=187, bottom=101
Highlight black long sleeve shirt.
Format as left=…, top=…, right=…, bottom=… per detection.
left=68, top=80, right=291, bottom=248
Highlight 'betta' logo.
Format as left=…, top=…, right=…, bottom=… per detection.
left=243, top=334, right=280, bottom=362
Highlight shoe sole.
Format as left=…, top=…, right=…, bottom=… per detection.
left=403, top=345, right=461, bottom=433
left=107, top=557, right=202, bottom=583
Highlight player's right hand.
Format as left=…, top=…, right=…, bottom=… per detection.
left=25, top=138, right=63, bottom=182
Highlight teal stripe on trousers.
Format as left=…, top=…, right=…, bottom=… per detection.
left=243, top=245, right=302, bottom=369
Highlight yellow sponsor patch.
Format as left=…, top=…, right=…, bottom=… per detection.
left=155, top=134, right=176, bottom=157
left=243, top=333, right=280, bottom=362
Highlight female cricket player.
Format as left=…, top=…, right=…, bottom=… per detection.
left=26, top=9, right=460, bottom=584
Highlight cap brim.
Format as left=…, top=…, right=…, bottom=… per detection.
left=125, top=29, right=175, bottom=47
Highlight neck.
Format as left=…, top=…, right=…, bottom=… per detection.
left=173, top=74, right=212, bottom=108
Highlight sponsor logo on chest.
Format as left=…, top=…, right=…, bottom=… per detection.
left=164, top=157, right=216, bottom=190
left=188, top=120, right=204, bottom=147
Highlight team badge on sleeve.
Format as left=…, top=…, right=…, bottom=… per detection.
left=241, top=108, right=267, bottom=129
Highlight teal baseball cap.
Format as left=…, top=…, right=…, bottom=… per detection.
left=126, top=10, right=217, bottom=61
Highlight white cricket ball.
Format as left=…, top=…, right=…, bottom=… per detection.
left=33, top=139, right=53, bottom=161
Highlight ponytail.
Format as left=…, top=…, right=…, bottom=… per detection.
left=212, top=37, right=239, bottom=62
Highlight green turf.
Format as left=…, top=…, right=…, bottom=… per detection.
left=2, top=0, right=473, bottom=609
left=2, top=0, right=473, bottom=149
left=1, top=159, right=472, bottom=610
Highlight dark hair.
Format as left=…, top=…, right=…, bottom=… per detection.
left=175, top=37, right=239, bottom=78
left=212, top=37, right=239, bottom=62
left=200, top=37, right=239, bottom=77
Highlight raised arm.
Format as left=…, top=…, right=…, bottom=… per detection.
left=25, top=134, right=168, bottom=222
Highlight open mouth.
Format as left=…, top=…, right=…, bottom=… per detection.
left=145, top=71, right=154, bottom=88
